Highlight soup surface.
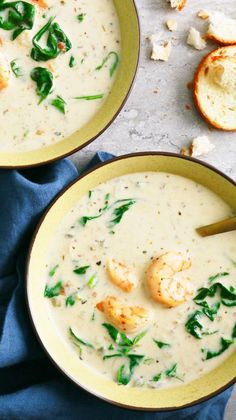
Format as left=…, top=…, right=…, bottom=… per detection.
left=45, top=172, right=236, bottom=388
left=0, top=0, right=120, bottom=152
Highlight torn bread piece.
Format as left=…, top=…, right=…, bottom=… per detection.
left=198, top=10, right=209, bottom=20
left=150, top=37, right=172, bottom=61
left=167, top=0, right=187, bottom=11
left=206, top=11, right=236, bottom=45
left=166, top=19, right=178, bottom=31
left=181, top=136, right=215, bottom=157
left=0, top=53, right=11, bottom=91
left=187, top=27, right=207, bottom=50
left=193, top=46, right=236, bottom=131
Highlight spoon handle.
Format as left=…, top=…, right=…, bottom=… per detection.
left=196, top=216, right=236, bottom=237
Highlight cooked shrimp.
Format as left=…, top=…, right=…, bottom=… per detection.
left=146, top=252, right=194, bottom=307
left=107, top=258, right=137, bottom=293
left=0, top=53, right=10, bottom=91
left=96, top=296, right=149, bottom=333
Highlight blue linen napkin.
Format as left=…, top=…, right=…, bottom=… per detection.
left=0, top=152, right=232, bottom=419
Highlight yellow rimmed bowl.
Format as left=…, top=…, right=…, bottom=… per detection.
left=0, top=0, right=140, bottom=168
left=27, top=152, right=236, bottom=411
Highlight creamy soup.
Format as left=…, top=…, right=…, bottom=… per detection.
left=0, top=0, right=120, bottom=152
left=45, top=172, right=236, bottom=389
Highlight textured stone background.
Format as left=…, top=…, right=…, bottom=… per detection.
left=71, top=0, right=236, bottom=181
left=70, top=1, right=236, bottom=418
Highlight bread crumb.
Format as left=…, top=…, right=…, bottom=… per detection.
left=167, top=0, right=187, bottom=11
left=181, top=136, right=215, bottom=157
left=185, top=104, right=192, bottom=110
left=187, top=27, right=207, bottom=50
left=150, top=39, right=172, bottom=62
left=186, top=81, right=193, bottom=90
left=198, top=10, right=209, bottom=20
left=166, top=19, right=178, bottom=32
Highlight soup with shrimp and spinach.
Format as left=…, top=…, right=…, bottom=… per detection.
left=0, top=0, right=120, bottom=152
left=44, top=172, right=236, bottom=388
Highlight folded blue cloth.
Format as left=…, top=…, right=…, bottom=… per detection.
left=0, top=153, right=232, bottom=419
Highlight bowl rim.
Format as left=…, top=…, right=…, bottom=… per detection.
left=0, top=0, right=140, bottom=169
left=26, top=151, right=236, bottom=412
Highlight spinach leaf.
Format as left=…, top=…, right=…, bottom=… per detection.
left=185, top=310, right=204, bottom=339
left=74, top=94, right=104, bottom=100
left=153, top=363, right=183, bottom=382
left=44, top=281, right=62, bottom=298
left=51, top=95, right=66, bottom=114
left=108, top=344, right=114, bottom=350
left=79, top=193, right=110, bottom=226
left=10, top=59, right=23, bottom=77
left=102, top=323, right=132, bottom=347
left=96, top=51, right=120, bottom=77
left=152, top=372, right=162, bottom=382
left=77, top=13, right=86, bottom=22
left=30, top=67, right=53, bottom=103
left=194, top=283, right=236, bottom=307
left=102, top=323, right=146, bottom=349
left=66, top=294, right=76, bottom=307
left=117, top=354, right=144, bottom=385
left=31, top=17, right=72, bottom=62
left=103, top=353, right=123, bottom=360
left=232, top=323, right=236, bottom=339
left=69, top=327, right=94, bottom=349
left=73, top=265, right=90, bottom=275
left=222, top=299, right=236, bottom=307
left=48, top=264, right=59, bottom=277
left=132, top=330, right=147, bottom=346
left=153, top=339, right=170, bottom=349
left=208, top=272, right=229, bottom=283
left=0, top=1, right=35, bottom=40
left=69, top=55, right=75, bottom=68
left=185, top=310, right=217, bottom=339
left=202, top=302, right=221, bottom=321
left=102, top=323, right=146, bottom=385
left=87, top=274, right=98, bottom=289
left=165, top=363, right=183, bottom=381
left=109, top=199, right=136, bottom=227
left=203, top=337, right=233, bottom=360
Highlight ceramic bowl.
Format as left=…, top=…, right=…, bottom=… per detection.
left=0, top=0, right=140, bottom=168
left=27, top=153, right=236, bottom=411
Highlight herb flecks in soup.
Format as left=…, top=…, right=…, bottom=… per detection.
left=0, top=0, right=120, bottom=151
left=45, top=172, right=236, bottom=388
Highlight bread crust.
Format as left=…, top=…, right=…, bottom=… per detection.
left=193, top=46, right=236, bottom=131
left=206, top=33, right=236, bottom=46
left=177, top=0, right=187, bottom=11
left=168, top=0, right=187, bottom=11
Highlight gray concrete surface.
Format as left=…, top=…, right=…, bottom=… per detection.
left=69, top=1, right=236, bottom=418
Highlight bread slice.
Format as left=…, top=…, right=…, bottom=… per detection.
left=167, top=0, right=187, bottom=12
left=206, top=12, right=236, bottom=45
left=193, top=46, right=236, bottom=131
